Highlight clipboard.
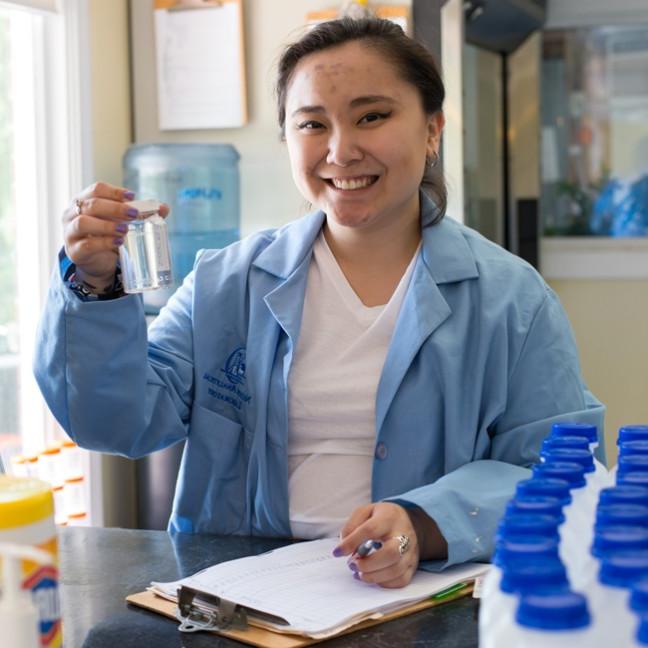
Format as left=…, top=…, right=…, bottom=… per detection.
left=126, top=581, right=474, bottom=647
left=153, top=0, right=247, bottom=130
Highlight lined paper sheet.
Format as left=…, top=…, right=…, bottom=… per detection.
left=151, top=538, right=488, bottom=638
left=154, top=2, right=246, bottom=130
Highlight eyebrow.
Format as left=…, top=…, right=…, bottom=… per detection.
left=291, top=95, right=397, bottom=118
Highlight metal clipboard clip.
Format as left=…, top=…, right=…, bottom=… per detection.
left=176, top=585, right=248, bottom=633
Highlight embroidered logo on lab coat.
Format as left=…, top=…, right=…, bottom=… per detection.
left=223, top=346, right=246, bottom=385
left=202, top=347, right=251, bottom=411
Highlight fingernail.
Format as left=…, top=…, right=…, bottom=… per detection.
left=113, top=237, right=124, bottom=246
left=348, top=561, right=358, bottom=573
left=332, top=547, right=344, bottom=558
left=115, top=223, right=128, bottom=233
left=126, top=208, right=139, bottom=218
left=123, top=190, right=135, bottom=200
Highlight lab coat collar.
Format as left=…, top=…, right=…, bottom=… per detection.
left=253, top=192, right=479, bottom=284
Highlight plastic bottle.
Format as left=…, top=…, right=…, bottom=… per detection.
left=619, top=472, right=648, bottom=489
left=599, top=485, right=648, bottom=508
left=541, top=435, right=590, bottom=453
left=595, top=504, right=648, bottom=531
left=122, top=143, right=240, bottom=312
left=482, top=558, right=569, bottom=648
left=513, top=591, right=595, bottom=647
left=0, top=477, right=61, bottom=647
left=619, top=455, right=648, bottom=479
left=550, top=422, right=609, bottom=486
left=630, top=579, right=648, bottom=645
left=592, top=527, right=648, bottom=560
left=587, top=552, right=648, bottom=647
left=515, top=477, right=572, bottom=507
left=618, top=426, right=648, bottom=445
left=496, top=513, right=561, bottom=543
left=505, top=495, right=566, bottom=524
left=620, top=441, right=648, bottom=457
left=0, top=543, right=54, bottom=648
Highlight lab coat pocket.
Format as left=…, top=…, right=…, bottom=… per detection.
left=186, top=404, right=247, bottom=533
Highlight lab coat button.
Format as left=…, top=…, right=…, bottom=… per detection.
left=375, top=442, right=388, bottom=460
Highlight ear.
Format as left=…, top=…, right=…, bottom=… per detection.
left=426, top=111, right=445, bottom=157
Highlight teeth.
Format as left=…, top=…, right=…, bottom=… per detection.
left=331, top=176, right=375, bottom=190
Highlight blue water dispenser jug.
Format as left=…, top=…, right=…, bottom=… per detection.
left=123, top=143, right=240, bottom=312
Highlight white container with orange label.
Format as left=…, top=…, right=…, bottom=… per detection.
left=0, top=476, right=62, bottom=647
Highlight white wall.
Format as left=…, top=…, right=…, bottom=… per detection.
left=129, top=0, right=412, bottom=237
left=546, top=0, right=648, bottom=28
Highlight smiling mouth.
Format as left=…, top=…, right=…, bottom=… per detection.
left=326, top=176, right=379, bottom=191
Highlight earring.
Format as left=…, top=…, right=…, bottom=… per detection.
left=426, top=151, right=439, bottom=169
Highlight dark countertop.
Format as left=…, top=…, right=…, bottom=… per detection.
left=59, top=527, right=479, bottom=648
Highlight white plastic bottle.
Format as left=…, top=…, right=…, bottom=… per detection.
left=595, top=503, right=648, bottom=531
left=512, top=591, right=596, bottom=647
left=592, top=526, right=648, bottom=561
left=630, top=579, right=648, bottom=646
left=599, top=485, right=648, bottom=509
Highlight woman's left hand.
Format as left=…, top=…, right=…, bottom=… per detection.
left=333, top=502, right=419, bottom=588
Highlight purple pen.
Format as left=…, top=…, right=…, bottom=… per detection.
left=355, top=539, right=383, bottom=557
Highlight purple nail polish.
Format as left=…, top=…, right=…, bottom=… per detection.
left=113, top=237, right=124, bottom=246
left=348, top=561, right=358, bottom=573
left=353, top=572, right=361, bottom=580
left=123, top=190, right=135, bottom=200
left=115, top=223, right=128, bottom=233
left=126, top=208, right=139, bottom=218
left=332, top=547, right=344, bottom=558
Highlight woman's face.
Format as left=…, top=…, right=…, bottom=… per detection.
left=284, top=40, right=443, bottom=234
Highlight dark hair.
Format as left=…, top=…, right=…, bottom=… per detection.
left=276, top=17, right=447, bottom=222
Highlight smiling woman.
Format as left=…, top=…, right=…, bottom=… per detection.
left=35, top=17, right=604, bottom=590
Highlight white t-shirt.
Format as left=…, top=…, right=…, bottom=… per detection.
left=287, top=231, right=420, bottom=539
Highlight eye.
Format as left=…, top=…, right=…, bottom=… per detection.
left=359, top=111, right=391, bottom=124
left=296, top=120, right=324, bottom=130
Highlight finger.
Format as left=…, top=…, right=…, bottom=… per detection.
left=66, top=235, right=122, bottom=265
left=340, top=504, right=375, bottom=541
left=356, top=560, right=410, bottom=586
left=337, top=516, right=392, bottom=558
left=78, top=181, right=135, bottom=203
left=159, top=203, right=170, bottom=218
left=373, top=571, right=415, bottom=589
left=356, top=534, right=418, bottom=574
left=65, top=214, right=130, bottom=242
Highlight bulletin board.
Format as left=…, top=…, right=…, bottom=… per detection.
left=306, top=5, right=411, bottom=34
left=153, top=0, right=247, bottom=130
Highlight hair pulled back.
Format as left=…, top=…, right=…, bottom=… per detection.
left=276, top=17, right=447, bottom=222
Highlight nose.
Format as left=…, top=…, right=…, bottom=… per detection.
left=326, top=128, right=363, bottom=167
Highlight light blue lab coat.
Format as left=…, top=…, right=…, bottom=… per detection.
left=34, top=193, right=604, bottom=570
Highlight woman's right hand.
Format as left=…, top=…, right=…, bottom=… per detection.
left=63, top=182, right=168, bottom=292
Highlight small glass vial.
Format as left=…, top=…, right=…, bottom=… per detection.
left=119, top=199, right=173, bottom=293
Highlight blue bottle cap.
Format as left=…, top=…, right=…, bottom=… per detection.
left=596, top=503, right=648, bottom=530
left=542, top=448, right=595, bottom=473
left=497, top=513, right=561, bottom=543
left=516, top=591, right=590, bottom=631
left=532, top=462, right=586, bottom=489
left=599, top=551, right=648, bottom=588
left=631, top=578, right=648, bottom=614
left=542, top=436, right=589, bottom=452
left=618, top=425, right=648, bottom=445
left=599, top=485, right=648, bottom=508
left=620, top=441, right=648, bottom=457
left=500, top=558, right=568, bottom=595
left=639, top=614, right=648, bottom=645
left=506, top=495, right=566, bottom=524
left=591, top=526, right=648, bottom=559
left=493, top=537, right=560, bottom=568
left=619, top=455, right=648, bottom=478
left=516, top=478, right=572, bottom=505
left=618, top=472, right=648, bottom=489
left=551, top=422, right=598, bottom=444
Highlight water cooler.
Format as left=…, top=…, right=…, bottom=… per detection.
left=122, top=143, right=240, bottom=529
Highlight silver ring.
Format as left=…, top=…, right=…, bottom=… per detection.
left=394, top=534, right=410, bottom=556
left=74, top=198, right=83, bottom=216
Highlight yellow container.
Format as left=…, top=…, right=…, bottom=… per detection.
left=0, top=476, right=62, bottom=647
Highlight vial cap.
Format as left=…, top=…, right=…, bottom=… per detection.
left=639, top=614, right=648, bottom=645
left=620, top=441, right=648, bottom=457
left=532, top=461, right=586, bottom=489
left=618, top=472, right=648, bottom=489
left=506, top=495, right=565, bottom=523
left=500, top=559, right=568, bottom=595
left=596, top=504, right=648, bottom=530
left=618, top=425, right=648, bottom=445
left=599, top=551, right=648, bottom=588
left=516, top=477, right=572, bottom=505
left=541, top=436, right=589, bottom=452
left=551, top=422, right=598, bottom=444
left=497, top=513, right=561, bottom=542
left=516, top=591, right=590, bottom=631
left=631, top=578, right=648, bottom=614
left=591, top=526, right=648, bottom=559
left=542, top=447, right=595, bottom=473
left=493, top=537, right=560, bottom=569
left=618, top=455, right=648, bottom=478
left=599, top=485, right=648, bottom=508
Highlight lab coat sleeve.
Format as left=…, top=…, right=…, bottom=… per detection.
left=34, top=267, right=196, bottom=458
left=388, top=287, right=606, bottom=571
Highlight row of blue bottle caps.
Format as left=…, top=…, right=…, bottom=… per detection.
left=479, top=422, right=648, bottom=647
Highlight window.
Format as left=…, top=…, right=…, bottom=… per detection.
left=541, top=26, right=648, bottom=237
